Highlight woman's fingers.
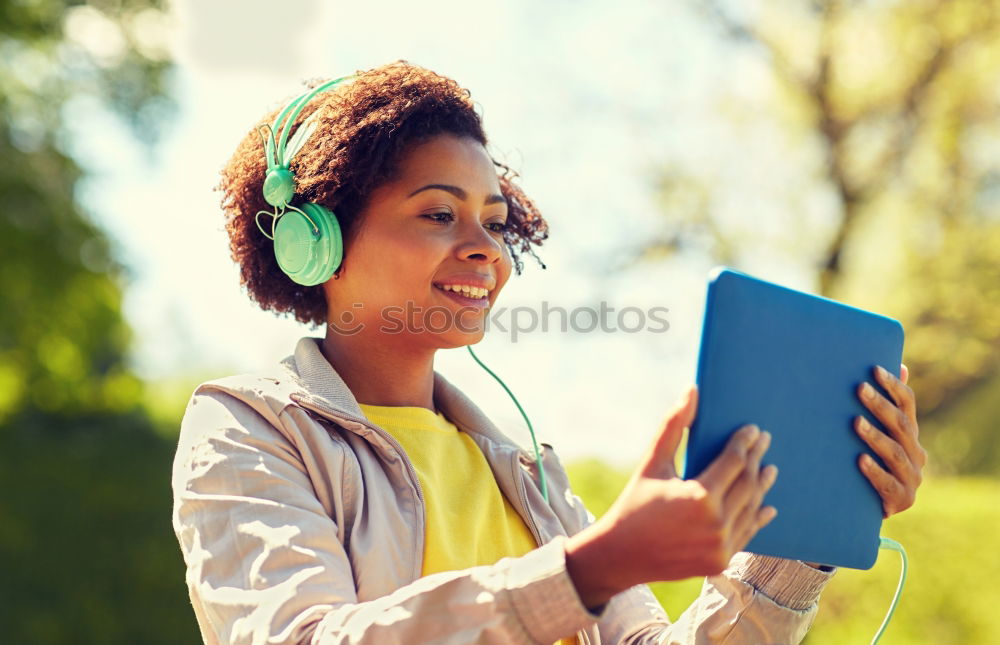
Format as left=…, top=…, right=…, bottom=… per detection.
left=855, top=412, right=922, bottom=518
left=695, top=424, right=760, bottom=494
left=722, top=431, right=771, bottom=517
left=856, top=364, right=925, bottom=519
left=854, top=415, right=921, bottom=488
left=730, top=461, right=777, bottom=550
left=752, top=504, right=778, bottom=539
left=695, top=427, right=775, bottom=556
left=858, top=453, right=910, bottom=517
left=732, top=502, right=779, bottom=554
left=642, top=385, right=699, bottom=479
left=872, top=365, right=917, bottom=422
left=857, top=376, right=924, bottom=468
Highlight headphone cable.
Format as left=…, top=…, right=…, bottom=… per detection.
left=466, top=344, right=549, bottom=504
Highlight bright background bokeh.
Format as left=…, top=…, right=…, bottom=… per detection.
left=3, top=0, right=999, bottom=642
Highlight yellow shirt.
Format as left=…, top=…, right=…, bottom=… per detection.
left=359, top=403, right=577, bottom=645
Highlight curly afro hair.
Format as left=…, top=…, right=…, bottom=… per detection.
left=217, top=60, right=549, bottom=329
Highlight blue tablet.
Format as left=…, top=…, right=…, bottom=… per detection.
left=682, top=267, right=905, bottom=569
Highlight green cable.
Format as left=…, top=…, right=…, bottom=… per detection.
left=466, top=345, right=549, bottom=504
left=871, top=536, right=908, bottom=644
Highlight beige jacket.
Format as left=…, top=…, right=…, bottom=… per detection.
left=171, top=336, right=836, bottom=645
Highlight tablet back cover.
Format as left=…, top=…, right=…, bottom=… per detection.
left=683, top=267, right=904, bottom=569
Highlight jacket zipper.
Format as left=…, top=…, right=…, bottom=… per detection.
left=292, top=394, right=427, bottom=580
left=510, top=450, right=543, bottom=547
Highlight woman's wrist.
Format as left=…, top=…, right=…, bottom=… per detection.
left=802, top=560, right=836, bottom=572
left=564, top=522, right=628, bottom=612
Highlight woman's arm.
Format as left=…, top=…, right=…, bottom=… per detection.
left=539, top=386, right=837, bottom=644
left=172, top=388, right=599, bottom=645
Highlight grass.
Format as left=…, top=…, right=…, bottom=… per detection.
left=565, top=459, right=1000, bottom=644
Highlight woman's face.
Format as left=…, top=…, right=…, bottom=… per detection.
left=324, top=133, right=513, bottom=350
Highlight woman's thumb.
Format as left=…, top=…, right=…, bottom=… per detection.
left=642, top=384, right=698, bottom=478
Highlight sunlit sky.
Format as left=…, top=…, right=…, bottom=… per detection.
left=70, top=0, right=829, bottom=466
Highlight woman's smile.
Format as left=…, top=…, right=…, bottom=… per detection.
left=432, top=272, right=496, bottom=309
left=434, top=284, right=490, bottom=308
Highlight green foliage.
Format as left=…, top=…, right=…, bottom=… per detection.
left=563, top=458, right=629, bottom=518
left=566, top=457, right=1000, bottom=644
left=0, top=414, right=200, bottom=644
left=921, top=370, right=1000, bottom=477
left=1, top=0, right=175, bottom=142
left=1, top=0, right=174, bottom=422
left=891, top=223, right=1000, bottom=475
left=646, top=0, right=1000, bottom=474
left=0, top=132, right=147, bottom=421
left=0, top=2, right=188, bottom=641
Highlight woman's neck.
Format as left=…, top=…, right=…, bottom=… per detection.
left=320, top=331, right=438, bottom=413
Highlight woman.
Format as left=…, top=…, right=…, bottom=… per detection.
left=171, top=60, right=926, bottom=644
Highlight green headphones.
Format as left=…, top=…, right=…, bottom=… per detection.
left=255, top=74, right=357, bottom=286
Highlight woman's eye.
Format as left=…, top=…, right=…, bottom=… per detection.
left=424, top=212, right=505, bottom=233
left=425, top=211, right=454, bottom=223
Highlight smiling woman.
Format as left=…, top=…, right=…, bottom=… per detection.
left=171, top=60, right=845, bottom=645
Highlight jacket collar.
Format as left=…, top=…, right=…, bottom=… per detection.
left=282, top=336, right=521, bottom=450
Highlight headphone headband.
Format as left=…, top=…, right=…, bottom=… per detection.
left=265, top=74, right=357, bottom=171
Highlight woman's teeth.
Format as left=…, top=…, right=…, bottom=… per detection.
left=436, top=284, right=489, bottom=299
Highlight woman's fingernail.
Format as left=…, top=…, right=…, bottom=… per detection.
left=876, top=365, right=889, bottom=380
left=861, top=382, right=875, bottom=400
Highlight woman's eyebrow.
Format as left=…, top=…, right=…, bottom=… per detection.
left=407, top=183, right=506, bottom=206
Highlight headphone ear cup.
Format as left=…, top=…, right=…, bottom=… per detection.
left=273, top=202, right=343, bottom=286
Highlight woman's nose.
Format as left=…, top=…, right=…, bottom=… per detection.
left=456, top=220, right=504, bottom=263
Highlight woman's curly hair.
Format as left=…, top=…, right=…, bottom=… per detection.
left=217, top=60, right=549, bottom=328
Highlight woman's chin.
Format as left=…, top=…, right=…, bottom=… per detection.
left=429, top=327, right=487, bottom=350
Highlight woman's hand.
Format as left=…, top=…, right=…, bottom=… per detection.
left=854, top=363, right=927, bottom=518
left=565, top=385, right=778, bottom=611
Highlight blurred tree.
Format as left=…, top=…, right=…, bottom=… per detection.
left=636, top=0, right=1000, bottom=474
left=0, top=2, right=201, bottom=642
left=0, top=0, right=174, bottom=422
